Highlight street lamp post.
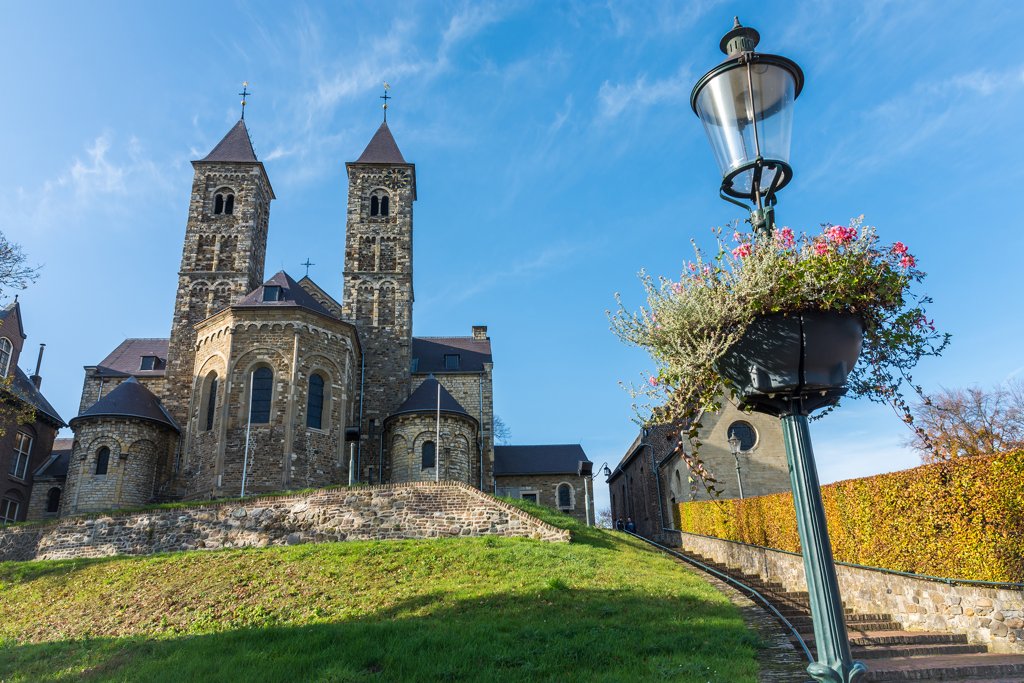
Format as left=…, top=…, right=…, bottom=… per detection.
left=727, top=434, right=745, bottom=500
left=690, top=19, right=867, bottom=683
left=578, top=461, right=613, bottom=527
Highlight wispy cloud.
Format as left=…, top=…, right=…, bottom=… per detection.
left=596, top=64, right=693, bottom=120
left=603, top=0, right=723, bottom=39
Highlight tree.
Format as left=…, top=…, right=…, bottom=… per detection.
left=909, top=379, right=1024, bottom=462
left=0, top=230, right=40, bottom=437
left=596, top=508, right=613, bottom=529
left=493, top=415, right=511, bottom=446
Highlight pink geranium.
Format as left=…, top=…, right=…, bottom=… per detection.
left=775, top=226, right=795, bottom=249
left=813, top=241, right=829, bottom=256
left=648, top=375, right=658, bottom=387
left=891, top=242, right=908, bottom=255
left=900, top=254, right=916, bottom=269
left=732, top=243, right=752, bottom=259
left=825, top=225, right=857, bottom=245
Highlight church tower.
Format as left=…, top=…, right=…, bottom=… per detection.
left=163, top=119, right=275, bottom=427
left=343, top=121, right=416, bottom=480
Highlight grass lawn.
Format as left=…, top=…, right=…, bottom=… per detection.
left=0, top=501, right=760, bottom=682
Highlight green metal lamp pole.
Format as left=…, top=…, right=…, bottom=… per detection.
left=783, top=408, right=867, bottom=683
left=690, top=19, right=867, bottom=683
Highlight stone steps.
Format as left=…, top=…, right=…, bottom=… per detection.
left=682, top=551, right=1024, bottom=682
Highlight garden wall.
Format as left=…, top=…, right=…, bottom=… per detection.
left=0, top=481, right=568, bottom=562
left=677, top=450, right=1024, bottom=583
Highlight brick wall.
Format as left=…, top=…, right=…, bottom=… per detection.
left=0, top=481, right=569, bottom=562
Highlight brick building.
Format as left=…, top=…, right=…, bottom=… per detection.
left=0, top=302, right=66, bottom=523
left=608, top=402, right=790, bottom=544
left=59, top=110, right=576, bottom=516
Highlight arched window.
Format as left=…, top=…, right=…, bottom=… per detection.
left=0, top=338, right=10, bottom=377
left=421, top=440, right=436, bottom=469
left=557, top=483, right=573, bottom=509
left=224, top=194, right=235, bottom=215
left=46, top=487, right=61, bottom=513
left=370, top=195, right=380, bottom=216
left=95, top=447, right=110, bottom=476
left=214, top=194, right=224, bottom=214
left=380, top=196, right=389, bottom=216
left=204, top=373, right=218, bottom=431
left=250, top=367, right=273, bottom=424
left=307, top=373, right=325, bottom=429
left=370, top=190, right=390, bottom=217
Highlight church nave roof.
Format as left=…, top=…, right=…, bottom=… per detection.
left=236, top=271, right=340, bottom=319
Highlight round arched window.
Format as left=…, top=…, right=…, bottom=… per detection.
left=727, top=421, right=757, bottom=451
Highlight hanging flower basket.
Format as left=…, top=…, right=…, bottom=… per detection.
left=610, top=217, right=948, bottom=494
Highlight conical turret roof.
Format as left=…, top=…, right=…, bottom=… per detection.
left=199, top=119, right=258, bottom=163
left=388, top=376, right=474, bottom=422
left=354, top=121, right=406, bottom=163
left=71, top=377, right=179, bottom=431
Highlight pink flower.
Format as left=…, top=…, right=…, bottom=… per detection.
left=825, top=225, right=857, bottom=245
left=732, top=231, right=743, bottom=243
left=775, top=227, right=795, bottom=249
left=813, top=241, right=830, bottom=256
left=891, top=241, right=908, bottom=255
left=731, top=243, right=752, bottom=259
left=648, top=376, right=658, bottom=387
left=900, top=254, right=916, bottom=269
left=671, top=282, right=683, bottom=294
left=687, top=262, right=697, bottom=273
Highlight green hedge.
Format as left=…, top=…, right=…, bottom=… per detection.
left=677, top=450, right=1024, bottom=582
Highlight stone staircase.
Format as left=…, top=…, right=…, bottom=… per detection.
left=688, top=552, right=1024, bottom=682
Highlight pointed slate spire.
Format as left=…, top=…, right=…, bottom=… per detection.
left=390, top=375, right=472, bottom=419
left=200, top=119, right=258, bottom=163
left=354, top=121, right=406, bottom=163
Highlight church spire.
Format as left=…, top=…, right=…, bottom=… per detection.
left=199, top=119, right=258, bottom=163
left=354, top=121, right=406, bottom=164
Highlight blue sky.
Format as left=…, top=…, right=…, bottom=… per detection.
left=3, top=1, right=1023, bottom=515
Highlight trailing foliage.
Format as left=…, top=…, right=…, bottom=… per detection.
left=676, top=450, right=1024, bottom=583
left=610, top=217, right=949, bottom=494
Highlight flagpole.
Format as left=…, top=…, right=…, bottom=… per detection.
left=435, top=381, right=441, bottom=483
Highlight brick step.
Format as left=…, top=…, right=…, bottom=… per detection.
left=853, top=642, right=991, bottom=659
left=785, top=616, right=903, bottom=632
left=803, top=631, right=969, bottom=648
left=862, top=653, right=1024, bottom=681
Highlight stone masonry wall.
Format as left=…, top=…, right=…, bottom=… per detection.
left=495, top=474, right=594, bottom=526
left=678, top=531, right=1024, bottom=654
left=0, top=482, right=569, bottom=562
left=386, top=413, right=478, bottom=485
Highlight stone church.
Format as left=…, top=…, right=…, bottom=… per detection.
left=59, top=113, right=594, bottom=523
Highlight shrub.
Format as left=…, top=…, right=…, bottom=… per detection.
left=677, top=450, right=1024, bottom=582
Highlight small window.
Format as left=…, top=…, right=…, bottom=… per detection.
left=370, top=195, right=380, bottom=216
left=205, top=374, right=218, bottom=431
left=521, top=492, right=538, bottom=504
left=370, top=190, right=390, bottom=218
left=0, top=497, right=19, bottom=524
left=214, top=194, right=224, bottom=214
left=9, top=432, right=31, bottom=480
left=95, top=446, right=110, bottom=476
left=46, top=487, right=61, bottom=513
left=557, top=483, right=572, bottom=509
left=380, top=196, right=389, bottom=216
left=421, top=440, right=436, bottom=469
left=224, top=194, right=235, bottom=215
left=140, top=355, right=159, bottom=371
left=727, top=421, right=757, bottom=451
left=0, top=338, right=11, bottom=377
left=444, top=354, right=460, bottom=370
left=410, top=358, right=419, bottom=373
left=307, top=373, right=325, bottom=429
left=262, top=285, right=283, bottom=302
left=250, top=367, right=273, bottom=423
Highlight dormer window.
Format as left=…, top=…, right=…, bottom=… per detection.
left=444, top=354, right=461, bottom=370
left=140, top=355, right=159, bottom=371
left=262, top=285, right=283, bottom=302
left=213, top=190, right=236, bottom=215
left=369, top=190, right=390, bottom=217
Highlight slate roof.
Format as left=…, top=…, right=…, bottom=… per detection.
left=199, top=119, right=258, bottom=163
left=8, top=365, right=65, bottom=427
left=34, top=438, right=72, bottom=479
left=94, top=338, right=169, bottom=377
left=412, top=337, right=492, bottom=374
left=354, top=122, right=407, bottom=163
left=493, top=444, right=591, bottom=477
left=71, top=377, right=180, bottom=432
left=388, top=376, right=474, bottom=421
left=0, top=301, right=25, bottom=339
left=235, top=271, right=338, bottom=318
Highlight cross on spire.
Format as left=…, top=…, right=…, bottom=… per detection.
left=301, top=258, right=315, bottom=277
left=239, top=81, right=251, bottom=120
left=380, top=82, right=391, bottom=122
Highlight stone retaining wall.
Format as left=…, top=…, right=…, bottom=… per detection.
left=678, top=531, right=1024, bottom=654
left=0, top=481, right=568, bottom=562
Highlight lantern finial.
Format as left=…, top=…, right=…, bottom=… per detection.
left=720, top=18, right=760, bottom=56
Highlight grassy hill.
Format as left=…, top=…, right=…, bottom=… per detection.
left=0, top=501, right=760, bottom=682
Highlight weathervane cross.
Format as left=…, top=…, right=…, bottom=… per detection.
left=302, top=258, right=315, bottom=277
left=380, top=82, right=391, bottom=122
left=239, top=81, right=251, bottom=120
